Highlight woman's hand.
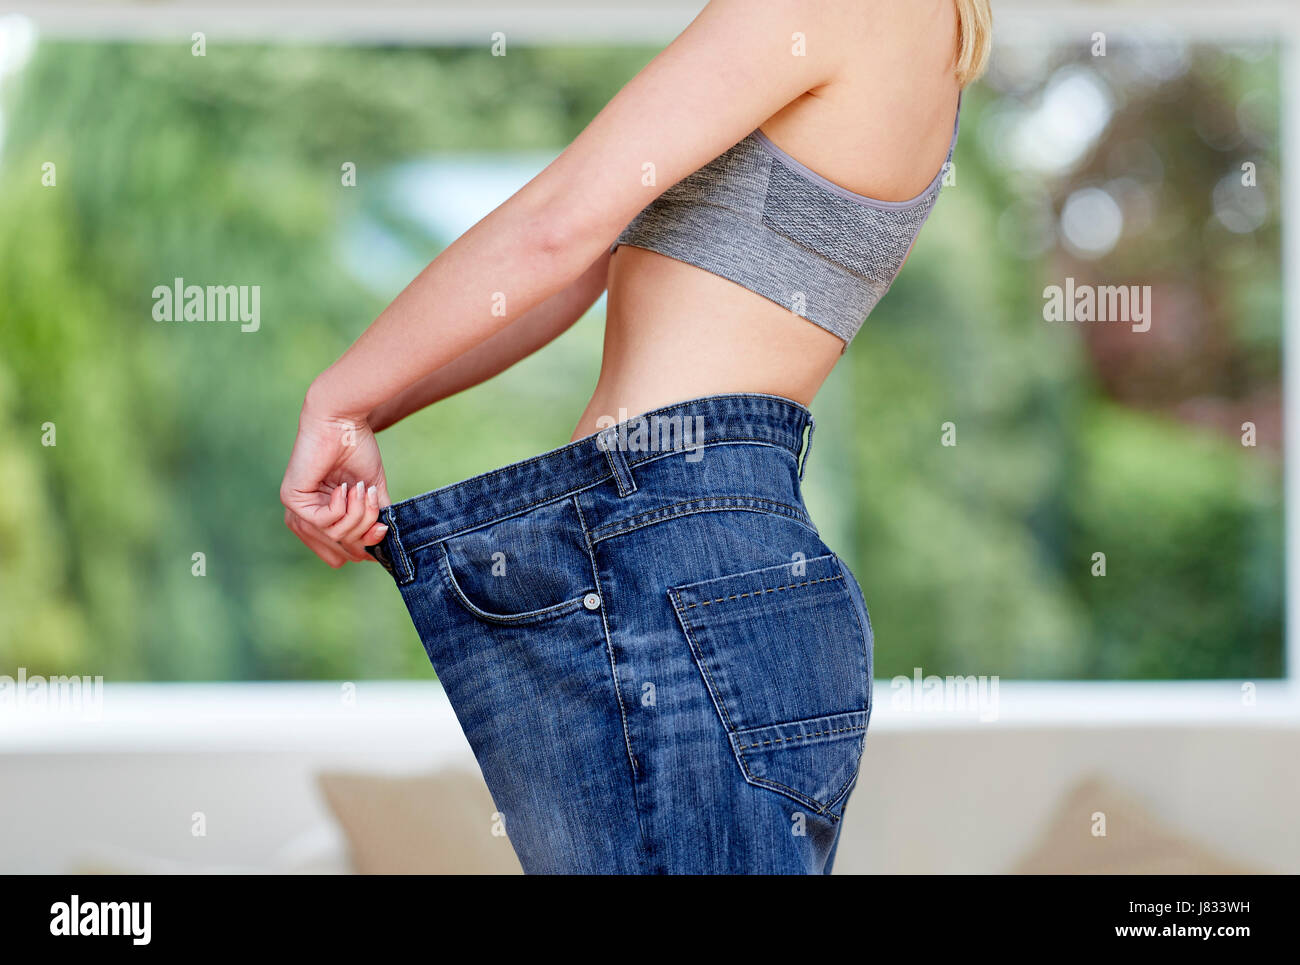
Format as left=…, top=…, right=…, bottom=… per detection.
left=280, top=396, right=391, bottom=567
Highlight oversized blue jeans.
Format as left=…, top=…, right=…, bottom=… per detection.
left=368, top=394, right=874, bottom=874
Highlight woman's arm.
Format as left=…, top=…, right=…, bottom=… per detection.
left=303, top=0, right=842, bottom=423
left=368, top=248, right=611, bottom=432
left=282, top=0, right=844, bottom=565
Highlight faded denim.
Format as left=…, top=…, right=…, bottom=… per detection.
left=369, top=394, right=874, bottom=874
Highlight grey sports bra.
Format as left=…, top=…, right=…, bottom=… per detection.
left=611, top=96, right=961, bottom=345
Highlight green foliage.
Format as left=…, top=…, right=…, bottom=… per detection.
left=1066, top=404, right=1283, bottom=678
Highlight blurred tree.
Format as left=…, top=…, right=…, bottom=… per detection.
left=0, top=40, right=1283, bottom=682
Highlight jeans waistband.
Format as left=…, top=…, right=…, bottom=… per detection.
left=369, top=393, right=815, bottom=581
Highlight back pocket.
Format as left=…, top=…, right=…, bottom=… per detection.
left=668, top=553, right=871, bottom=817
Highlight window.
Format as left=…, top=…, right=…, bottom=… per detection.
left=0, top=9, right=1288, bottom=687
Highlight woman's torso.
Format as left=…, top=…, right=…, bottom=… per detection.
left=572, top=1, right=963, bottom=440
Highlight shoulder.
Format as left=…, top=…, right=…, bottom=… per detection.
left=705, top=0, right=959, bottom=74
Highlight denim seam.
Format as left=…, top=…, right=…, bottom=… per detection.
left=733, top=767, right=827, bottom=817
left=733, top=755, right=859, bottom=820
left=734, top=722, right=866, bottom=752
left=838, top=556, right=874, bottom=719
left=571, top=496, right=654, bottom=872
left=592, top=506, right=820, bottom=546
left=798, top=415, right=816, bottom=482
left=385, top=504, right=415, bottom=586
left=669, top=552, right=835, bottom=595
left=588, top=496, right=814, bottom=544
left=819, top=739, right=868, bottom=815
left=681, top=573, right=844, bottom=610
left=733, top=715, right=867, bottom=818
left=669, top=590, right=737, bottom=733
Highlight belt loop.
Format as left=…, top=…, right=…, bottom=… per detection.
left=597, top=428, right=638, bottom=498
left=798, top=413, right=816, bottom=482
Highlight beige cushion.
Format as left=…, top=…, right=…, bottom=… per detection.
left=317, top=770, right=523, bottom=875
left=1012, top=777, right=1262, bottom=874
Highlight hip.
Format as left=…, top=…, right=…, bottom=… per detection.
left=368, top=393, right=875, bottom=862
left=370, top=393, right=874, bottom=704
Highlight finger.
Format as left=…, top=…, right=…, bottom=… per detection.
left=286, top=510, right=348, bottom=568
left=341, top=519, right=389, bottom=563
left=324, top=480, right=366, bottom=541
left=339, top=483, right=382, bottom=547
left=286, top=481, right=348, bottom=532
left=335, top=486, right=384, bottom=561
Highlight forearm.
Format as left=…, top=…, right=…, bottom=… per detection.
left=368, top=248, right=611, bottom=432
left=306, top=197, right=606, bottom=420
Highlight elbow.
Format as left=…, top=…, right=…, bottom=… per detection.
left=522, top=203, right=610, bottom=273
left=534, top=214, right=576, bottom=258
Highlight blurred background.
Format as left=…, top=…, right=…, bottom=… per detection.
left=0, top=0, right=1295, bottom=875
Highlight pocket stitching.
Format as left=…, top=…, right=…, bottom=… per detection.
left=671, top=552, right=838, bottom=596
left=734, top=720, right=865, bottom=752
left=436, top=543, right=587, bottom=626
left=731, top=713, right=868, bottom=817
left=670, top=589, right=738, bottom=732
left=669, top=560, right=870, bottom=816
left=682, top=572, right=844, bottom=611
left=734, top=755, right=860, bottom=819
left=588, top=494, right=814, bottom=544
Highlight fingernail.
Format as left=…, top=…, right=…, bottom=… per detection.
left=355, top=480, right=365, bottom=499
left=367, top=485, right=377, bottom=506
left=376, top=524, right=388, bottom=537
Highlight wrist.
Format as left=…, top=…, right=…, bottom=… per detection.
left=303, top=370, right=371, bottom=426
left=367, top=399, right=395, bottom=433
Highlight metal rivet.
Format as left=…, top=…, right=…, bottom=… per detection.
left=583, top=593, right=602, bottom=611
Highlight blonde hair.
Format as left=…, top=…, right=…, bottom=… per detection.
left=953, top=0, right=993, bottom=88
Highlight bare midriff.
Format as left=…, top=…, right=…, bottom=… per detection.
left=569, top=245, right=845, bottom=440
left=569, top=40, right=962, bottom=442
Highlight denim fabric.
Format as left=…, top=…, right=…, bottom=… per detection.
left=369, top=394, right=874, bottom=874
